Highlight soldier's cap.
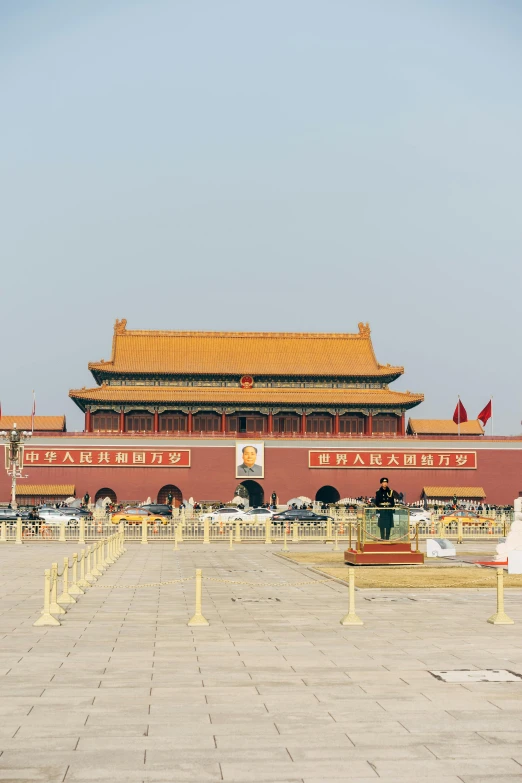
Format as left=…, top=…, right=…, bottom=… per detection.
left=380, top=477, right=389, bottom=483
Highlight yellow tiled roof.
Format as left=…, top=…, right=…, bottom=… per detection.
left=0, top=416, right=66, bottom=432
left=16, top=485, right=75, bottom=496
left=70, top=385, right=424, bottom=407
left=423, top=487, right=486, bottom=499
left=408, top=419, right=483, bottom=435
left=88, top=320, right=404, bottom=378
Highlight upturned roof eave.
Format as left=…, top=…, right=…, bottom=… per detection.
left=69, top=388, right=424, bottom=412
left=88, top=365, right=405, bottom=382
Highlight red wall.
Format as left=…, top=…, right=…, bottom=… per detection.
left=2, top=443, right=522, bottom=504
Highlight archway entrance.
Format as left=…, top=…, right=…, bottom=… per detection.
left=315, top=485, right=340, bottom=504
left=236, top=480, right=264, bottom=508
left=95, top=487, right=117, bottom=504
left=157, top=484, right=183, bottom=507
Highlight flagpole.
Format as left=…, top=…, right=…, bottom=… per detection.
left=491, top=396, right=493, bottom=437
left=458, top=395, right=460, bottom=437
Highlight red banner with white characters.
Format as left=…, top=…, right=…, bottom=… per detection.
left=309, top=450, right=477, bottom=469
left=21, top=448, right=191, bottom=468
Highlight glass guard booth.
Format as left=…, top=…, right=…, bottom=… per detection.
left=354, top=506, right=418, bottom=551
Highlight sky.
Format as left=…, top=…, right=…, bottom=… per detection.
left=1, top=0, right=521, bottom=433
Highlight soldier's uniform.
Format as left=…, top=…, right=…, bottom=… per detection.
left=375, top=477, right=395, bottom=540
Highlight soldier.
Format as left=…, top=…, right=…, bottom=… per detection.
left=375, top=477, right=395, bottom=540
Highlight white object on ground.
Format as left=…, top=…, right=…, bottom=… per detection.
left=426, top=538, right=456, bottom=558
left=508, top=550, right=522, bottom=574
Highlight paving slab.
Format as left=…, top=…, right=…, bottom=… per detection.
left=0, top=542, right=522, bottom=782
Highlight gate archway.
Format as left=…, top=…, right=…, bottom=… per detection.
left=236, top=480, right=264, bottom=508
left=94, top=487, right=117, bottom=504
left=315, top=485, right=340, bottom=504
left=157, top=484, right=183, bottom=507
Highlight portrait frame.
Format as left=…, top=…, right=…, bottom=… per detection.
left=235, top=441, right=265, bottom=479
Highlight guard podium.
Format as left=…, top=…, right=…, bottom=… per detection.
left=344, top=506, right=424, bottom=565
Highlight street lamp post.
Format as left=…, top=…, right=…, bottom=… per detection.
left=0, top=424, right=31, bottom=509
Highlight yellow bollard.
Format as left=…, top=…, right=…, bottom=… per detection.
left=98, top=539, right=107, bottom=571
left=78, top=549, right=90, bottom=588
left=141, top=515, right=148, bottom=545
left=119, top=524, right=126, bottom=552
left=487, top=568, right=515, bottom=625
left=33, top=569, right=61, bottom=627
left=188, top=569, right=209, bottom=626
left=58, top=557, right=76, bottom=605
left=203, top=518, right=210, bottom=545
left=15, top=516, right=23, bottom=545
left=49, top=563, right=66, bottom=615
left=78, top=517, right=86, bottom=545
left=229, top=529, right=234, bottom=550
left=0, top=521, right=6, bottom=543
left=105, top=535, right=116, bottom=565
left=326, top=518, right=332, bottom=541
left=264, top=518, right=272, bottom=545
left=91, top=541, right=103, bottom=577
left=59, top=521, right=66, bottom=543
left=68, top=553, right=85, bottom=596
left=282, top=526, right=289, bottom=551
left=340, top=568, right=363, bottom=626
left=292, top=522, right=299, bottom=543
left=235, top=518, right=241, bottom=543
left=457, top=518, right=463, bottom=545
left=333, top=529, right=339, bottom=552
left=85, top=545, right=97, bottom=582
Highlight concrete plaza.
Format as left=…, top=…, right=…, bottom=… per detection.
left=0, top=542, right=522, bottom=782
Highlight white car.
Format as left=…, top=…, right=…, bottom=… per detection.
left=407, top=508, right=432, bottom=525
left=200, top=507, right=241, bottom=523
left=233, top=508, right=274, bottom=522
left=38, top=508, right=79, bottom=526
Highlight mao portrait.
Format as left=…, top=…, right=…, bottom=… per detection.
left=236, top=442, right=264, bottom=478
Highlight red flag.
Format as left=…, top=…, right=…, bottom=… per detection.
left=477, top=400, right=492, bottom=426
left=453, top=399, right=468, bottom=424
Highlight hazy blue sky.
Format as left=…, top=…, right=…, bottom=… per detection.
left=1, top=0, right=521, bottom=433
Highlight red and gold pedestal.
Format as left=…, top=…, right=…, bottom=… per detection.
left=344, top=541, right=424, bottom=565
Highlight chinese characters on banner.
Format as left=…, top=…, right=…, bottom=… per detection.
left=21, top=448, right=191, bottom=468
left=309, top=451, right=477, bottom=469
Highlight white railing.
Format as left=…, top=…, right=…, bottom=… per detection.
left=0, top=513, right=511, bottom=545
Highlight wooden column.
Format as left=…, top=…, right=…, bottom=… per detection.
left=85, top=409, right=92, bottom=433
left=187, top=411, right=193, bottom=434
left=364, top=413, right=373, bottom=436
left=153, top=410, right=159, bottom=434
left=221, top=412, right=226, bottom=434
left=268, top=411, right=273, bottom=436
left=301, top=412, right=307, bottom=436
left=119, top=409, right=125, bottom=434
left=398, top=413, right=405, bottom=436
left=334, top=412, right=340, bottom=436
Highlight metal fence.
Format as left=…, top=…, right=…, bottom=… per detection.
left=0, top=513, right=512, bottom=545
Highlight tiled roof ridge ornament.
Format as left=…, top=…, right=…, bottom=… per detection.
left=358, top=322, right=370, bottom=338
left=114, top=318, right=127, bottom=335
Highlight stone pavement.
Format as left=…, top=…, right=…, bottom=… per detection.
left=0, top=542, right=522, bottom=782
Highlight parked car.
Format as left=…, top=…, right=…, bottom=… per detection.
left=439, top=510, right=494, bottom=526
left=272, top=509, right=334, bottom=523
left=407, top=509, right=432, bottom=524
left=233, top=508, right=274, bottom=522
left=200, top=507, right=240, bottom=523
left=0, top=508, right=30, bottom=521
left=38, top=508, right=79, bottom=526
left=111, top=508, right=169, bottom=525
left=140, top=504, right=173, bottom=517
